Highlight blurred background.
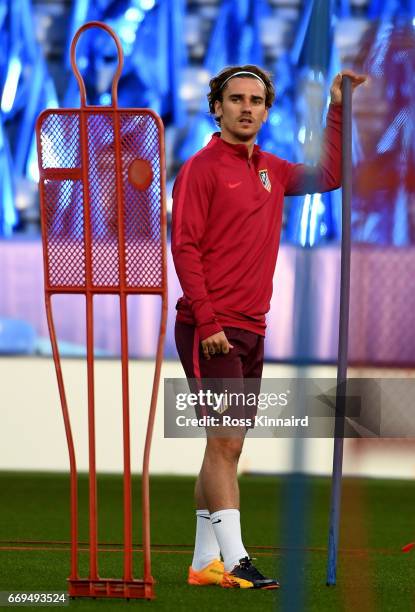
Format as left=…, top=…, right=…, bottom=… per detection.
left=1, top=0, right=415, bottom=476
left=1, top=0, right=415, bottom=364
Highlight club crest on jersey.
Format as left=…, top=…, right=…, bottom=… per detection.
left=258, top=169, right=271, bottom=192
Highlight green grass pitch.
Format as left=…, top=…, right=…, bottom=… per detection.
left=1, top=472, right=415, bottom=611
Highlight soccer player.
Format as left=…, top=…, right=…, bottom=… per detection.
left=171, top=65, right=366, bottom=589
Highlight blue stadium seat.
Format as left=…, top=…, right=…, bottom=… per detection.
left=0, top=318, right=37, bottom=354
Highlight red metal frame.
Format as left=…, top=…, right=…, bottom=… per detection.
left=35, top=21, right=167, bottom=600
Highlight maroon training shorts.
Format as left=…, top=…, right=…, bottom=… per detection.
left=174, top=320, right=264, bottom=424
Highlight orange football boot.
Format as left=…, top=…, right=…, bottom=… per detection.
left=188, top=559, right=225, bottom=586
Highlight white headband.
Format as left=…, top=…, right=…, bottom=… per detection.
left=220, top=71, right=266, bottom=90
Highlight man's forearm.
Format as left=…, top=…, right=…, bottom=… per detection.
left=284, top=103, right=342, bottom=195
left=172, top=242, right=222, bottom=340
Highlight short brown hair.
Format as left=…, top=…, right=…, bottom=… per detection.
left=207, top=64, right=275, bottom=126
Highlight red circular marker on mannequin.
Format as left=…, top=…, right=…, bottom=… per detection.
left=128, top=158, right=153, bottom=190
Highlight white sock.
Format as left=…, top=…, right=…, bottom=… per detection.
left=210, top=509, right=249, bottom=571
left=191, top=509, right=221, bottom=571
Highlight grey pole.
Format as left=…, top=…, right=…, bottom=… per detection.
left=326, top=74, right=353, bottom=586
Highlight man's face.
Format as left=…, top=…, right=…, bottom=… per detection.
left=214, top=77, right=269, bottom=142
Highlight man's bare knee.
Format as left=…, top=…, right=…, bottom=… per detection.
left=206, top=436, right=244, bottom=463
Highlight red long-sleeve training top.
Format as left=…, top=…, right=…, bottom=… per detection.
left=172, top=103, right=342, bottom=340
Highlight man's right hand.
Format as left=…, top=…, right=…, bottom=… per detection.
left=201, top=331, right=234, bottom=360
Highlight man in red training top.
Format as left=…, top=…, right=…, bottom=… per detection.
left=172, top=65, right=366, bottom=589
